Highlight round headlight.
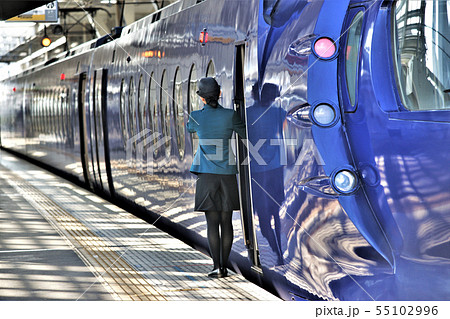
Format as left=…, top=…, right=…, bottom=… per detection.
left=313, top=37, right=336, bottom=59
left=312, top=104, right=336, bottom=126
left=332, top=169, right=358, bottom=194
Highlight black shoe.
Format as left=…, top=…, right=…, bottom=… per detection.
left=220, top=267, right=228, bottom=277
left=207, top=268, right=224, bottom=278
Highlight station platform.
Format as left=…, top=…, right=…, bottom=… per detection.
left=0, top=150, right=280, bottom=301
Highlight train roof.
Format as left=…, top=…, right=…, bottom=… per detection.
left=2, top=0, right=205, bottom=81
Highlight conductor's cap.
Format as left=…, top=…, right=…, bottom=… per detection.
left=196, top=77, right=220, bottom=98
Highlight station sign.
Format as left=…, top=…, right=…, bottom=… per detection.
left=7, top=1, right=58, bottom=23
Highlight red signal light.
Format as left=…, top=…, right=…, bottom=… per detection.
left=199, top=30, right=208, bottom=44
left=60, top=73, right=66, bottom=80
left=13, top=87, right=16, bottom=92
left=314, top=37, right=336, bottom=59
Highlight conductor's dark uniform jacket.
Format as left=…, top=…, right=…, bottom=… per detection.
left=187, top=104, right=246, bottom=175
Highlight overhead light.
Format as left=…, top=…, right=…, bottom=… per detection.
left=41, top=26, right=51, bottom=47
left=100, top=0, right=117, bottom=4
left=52, top=24, right=63, bottom=35
left=41, top=36, right=51, bottom=47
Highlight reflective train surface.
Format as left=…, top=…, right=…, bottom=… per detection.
left=1, top=0, right=449, bottom=300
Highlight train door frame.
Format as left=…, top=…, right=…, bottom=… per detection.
left=91, top=68, right=113, bottom=194
left=89, top=70, right=102, bottom=188
left=100, top=69, right=115, bottom=195
left=234, top=42, right=262, bottom=273
left=77, top=72, right=91, bottom=186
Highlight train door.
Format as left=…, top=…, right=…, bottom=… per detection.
left=78, top=72, right=91, bottom=186
left=91, top=68, right=112, bottom=194
left=84, top=72, right=100, bottom=189
left=234, top=43, right=261, bottom=271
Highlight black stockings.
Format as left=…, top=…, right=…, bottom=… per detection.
left=205, top=211, right=233, bottom=269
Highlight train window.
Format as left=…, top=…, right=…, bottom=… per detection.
left=206, top=60, right=215, bottom=77
left=41, top=92, right=46, bottom=134
left=66, top=88, right=71, bottom=138
left=150, top=73, right=160, bottom=157
left=61, top=88, right=68, bottom=139
left=345, top=11, right=363, bottom=107
left=160, top=70, right=171, bottom=158
left=128, top=77, right=136, bottom=138
left=188, top=64, right=200, bottom=154
left=33, top=92, right=37, bottom=133
left=50, top=91, right=54, bottom=135
left=392, top=0, right=449, bottom=110
left=55, top=90, right=61, bottom=139
left=45, top=92, right=50, bottom=134
left=53, top=91, right=57, bottom=136
left=40, top=92, right=44, bottom=133
left=147, top=73, right=155, bottom=134
left=43, top=92, right=47, bottom=133
left=58, top=90, right=62, bottom=140
left=49, top=91, right=53, bottom=135
left=138, top=74, right=145, bottom=133
left=119, top=79, right=128, bottom=146
left=31, top=93, right=35, bottom=133
left=173, top=68, right=185, bottom=159
left=51, top=91, right=55, bottom=138
left=188, top=65, right=199, bottom=113
left=55, top=91, right=60, bottom=138
left=49, top=92, right=53, bottom=136
left=35, top=93, right=39, bottom=133
left=45, top=91, right=49, bottom=133
left=40, top=92, right=43, bottom=133
left=37, top=92, right=41, bottom=133
left=58, top=89, right=63, bottom=139
left=262, top=0, right=307, bottom=27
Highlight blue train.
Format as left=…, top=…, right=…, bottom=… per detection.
left=1, top=0, right=449, bottom=301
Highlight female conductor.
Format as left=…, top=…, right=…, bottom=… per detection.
left=187, top=77, right=246, bottom=278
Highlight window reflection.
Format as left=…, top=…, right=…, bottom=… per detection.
left=128, top=77, right=136, bottom=137
left=138, top=74, right=145, bottom=132
left=119, top=79, right=128, bottom=147
left=160, top=70, right=171, bottom=158
left=150, top=73, right=160, bottom=158
left=188, top=64, right=199, bottom=155
left=393, top=0, right=449, bottom=110
left=345, top=11, right=364, bottom=107
left=173, top=68, right=185, bottom=159
left=206, top=60, right=215, bottom=77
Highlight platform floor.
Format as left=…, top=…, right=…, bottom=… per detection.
left=0, top=150, right=280, bottom=301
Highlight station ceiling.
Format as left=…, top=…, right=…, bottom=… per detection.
left=0, top=1, right=172, bottom=66
left=0, top=1, right=53, bottom=20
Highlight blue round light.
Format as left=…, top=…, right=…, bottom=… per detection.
left=312, top=104, right=336, bottom=126
left=333, top=170, right=358, bottom=194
